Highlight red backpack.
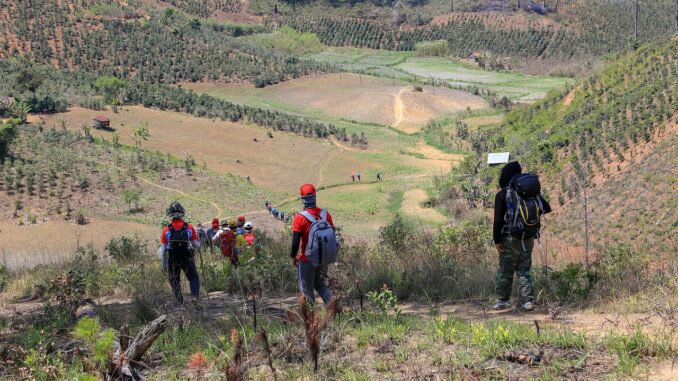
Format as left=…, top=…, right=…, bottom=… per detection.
left=220, top=230, right=236, bottom=258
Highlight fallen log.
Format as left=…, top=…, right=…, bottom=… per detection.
left=110, top=315, right=167, bottom=380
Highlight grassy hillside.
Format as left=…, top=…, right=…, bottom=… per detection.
left=0, top=0, right=331, bottom=87
left=441, top=37, right=678, bottom=253
left=0, top=123, right=266, bottom=268
left=282, top=1, right=678, bottom=74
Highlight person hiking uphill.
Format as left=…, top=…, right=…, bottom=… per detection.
left=291, top=183, right=338, bottom=305
left=158, top=202, right=201, bottom=304
left=206, top=218, right=219, bottom=253
left=493, top=162, right=551, bottom=311
left=243, top=221, right=256, bottom=246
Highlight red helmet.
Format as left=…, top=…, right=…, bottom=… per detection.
left=238, top=215, right=246, bottom=223
left=299, top=183, right=316, bottom=197
left=211, top=218, right=219, bottom=229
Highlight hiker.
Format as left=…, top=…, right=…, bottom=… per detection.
left=493, top=162, right=552, bottom=311
left=272, top=207, right=279, bottom=219
left=291, top=184, right=338, bottom=305
left=356, top=172, right=361, bottom=181
left=351, top=173, right=355, bottom=182
left=206, top=218, right=219, bottom=253
left=243, top=221, right=256, bottom=246
left=265, top=199, right=270, bottom=209
left=196, top=223, right=209, bottom=249
left=279, top=211, right=285, bottom=221
left=376, top=172, right=382, bottom=182
left=236, top=215, right=246, bottom=235
left=157, top=202, right=201, bottom=304
left=213, top=219, right=238, bottom=266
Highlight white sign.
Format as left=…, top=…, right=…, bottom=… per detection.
left=487, top=152, right=510, bottom=165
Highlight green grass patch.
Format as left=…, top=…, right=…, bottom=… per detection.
left=245, top=25, right=325, bottom=55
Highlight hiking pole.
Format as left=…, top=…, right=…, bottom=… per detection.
left=198, top=246, right=209, bottom=300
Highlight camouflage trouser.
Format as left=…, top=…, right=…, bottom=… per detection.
left=495, top=237, right=534, bottom=303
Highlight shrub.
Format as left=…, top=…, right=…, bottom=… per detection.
left=105, top=234, right=147, bottom=263
left=415, top=40, right=449, bottom=57
left=544, top=263, right=599, bottom=303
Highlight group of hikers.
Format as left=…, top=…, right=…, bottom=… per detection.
left=351, top=171, right=382, bottom=182
left=159, top=160, right=550, bottom=312
left=158, top=207, right=258, bottom=304
left=265, top=200, right=292, bottom=223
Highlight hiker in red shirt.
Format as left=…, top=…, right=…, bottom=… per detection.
left=157, top=202, right=201, bottom=304
left=291, top=183, right=336, bottom=305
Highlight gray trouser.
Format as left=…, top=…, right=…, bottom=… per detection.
left=297, top=261, right=332, bottom=305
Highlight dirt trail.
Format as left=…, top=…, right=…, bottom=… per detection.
left=104, top=162, right=223, bottom=223
left=393, top=87, right=406, bottom=128
left=402, top=189, right=446, bottom=223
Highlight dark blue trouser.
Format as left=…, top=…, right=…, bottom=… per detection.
left=167, top=256, right=200, bottom=303
left=297, top=261, right=332, bottom=305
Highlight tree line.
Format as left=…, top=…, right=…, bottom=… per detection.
left=284, top=0, right=677, bottom=59
left=1, top=0, right=333, bottom=88
left=0, top=60, right=359, bottom=145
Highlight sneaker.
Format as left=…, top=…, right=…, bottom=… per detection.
left=522, top=301, right=534, bottom=311
left=492, top=301, right=512, bottom=310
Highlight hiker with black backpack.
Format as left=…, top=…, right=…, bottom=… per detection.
left=493, top=162, right=551, bottom=311
left=291, top=183, right=338, bottom=305
left=157, top=202, right=202, bottom=305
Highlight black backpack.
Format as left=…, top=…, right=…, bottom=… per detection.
left=167, top=223, right=192, bottom=260
left=503, top=173, right=544, bottom=240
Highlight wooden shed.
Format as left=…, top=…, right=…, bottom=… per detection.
left=92, top=115, right=110, bottom=129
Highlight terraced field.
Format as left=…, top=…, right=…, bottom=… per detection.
left=307, top=48, right=574, bottom=101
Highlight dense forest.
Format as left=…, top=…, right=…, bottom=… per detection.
left=285, top=1, right=677, bottom=59
left=0, top=0, right=333, bottom=87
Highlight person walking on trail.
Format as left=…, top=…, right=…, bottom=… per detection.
left=356, top=172, right=361, bottom=181
left=243, top=221, right=256, bottom=246
left=206, top=218, right=219, bottom=253
left=376, top=172, right=382, bottom=182
left=265, top=199, right=270, bottom=209
left=158, top=201, right=201, bottom=305
left=291, top=183, right=338, bottom=305
left=213, top=219, right=238, bottom=266
left=351, top=173, right=355, bottom=182
left=493, top=161, right=551, bottom=311
left=272, top=207, right=279, bottom=219
left=236, top=215, right=246, bottom=235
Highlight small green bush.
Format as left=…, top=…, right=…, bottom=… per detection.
left=105, top=234, right=147, bottom=263
left=415, top=40, right=449, bottom=57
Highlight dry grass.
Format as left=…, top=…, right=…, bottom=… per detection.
left=41, top=106, right=342, bottom=194
left=0, top=218, right=156, bottom=270
left=186, top=73, right=489, bottom=133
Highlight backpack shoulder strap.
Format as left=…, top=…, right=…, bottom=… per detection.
left=320, top=209, right=327, bottom=221
left=300, top=210, right=317, bottom=223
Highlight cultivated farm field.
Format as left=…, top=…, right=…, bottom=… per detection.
left=185, top=73, right=489, bottom=133
left=41, top=105, right=460, bottom=237
left=307, top=48, right=574, bottom=101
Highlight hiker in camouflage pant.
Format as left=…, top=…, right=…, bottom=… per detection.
left=495, top=237, right=534, bottom=304
left=492, top=161, right=551, bottom=311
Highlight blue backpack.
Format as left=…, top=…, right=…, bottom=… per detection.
left=300, top=209, right=338, bottom=266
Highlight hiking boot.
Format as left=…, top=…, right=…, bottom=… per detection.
left=492, top=300, right=512, bottom=310
left=190, top=298, right=203, bottom=310
left=522, top=301, right=534, bottom=311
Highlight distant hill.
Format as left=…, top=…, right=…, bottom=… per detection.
left=281, top=0, right=677, bottom=74
left=470, top=36, right=677, bottom=252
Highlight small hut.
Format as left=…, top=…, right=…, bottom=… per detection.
left=92, top=115, right=110, bottom=129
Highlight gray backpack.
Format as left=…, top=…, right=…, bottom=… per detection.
left=300, top=209, right=338, bottom=266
